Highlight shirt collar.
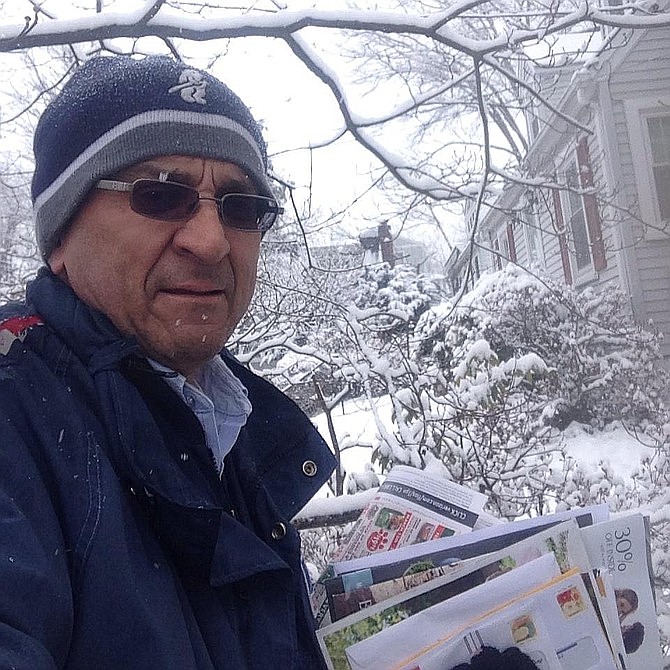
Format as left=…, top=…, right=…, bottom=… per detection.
left=148, top=355, right=252, bottom=473
left=149, top=355, right=251, bottom=417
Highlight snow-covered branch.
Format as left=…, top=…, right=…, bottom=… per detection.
left=1, top=3, right=669, bottom=52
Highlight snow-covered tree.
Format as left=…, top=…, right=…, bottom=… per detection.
left=1, top=2, right=669, bottom=657
left=417, top=264, right=666, bottom=432
left=387, top=264, right=667, bottom=514
left=1, top=1, right=668, bottom=261
left=351, top=262, right=440, bottom=344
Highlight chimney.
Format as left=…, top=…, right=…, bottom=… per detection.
left=378, top=220, right=395, bottom=267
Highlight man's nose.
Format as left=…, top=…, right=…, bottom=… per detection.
left=171, top=199, right=230, bottom=263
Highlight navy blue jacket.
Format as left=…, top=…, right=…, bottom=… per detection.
left=0, top=268, right=336, bottom=669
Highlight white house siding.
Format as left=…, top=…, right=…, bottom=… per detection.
left=462, top=28, right=670, bottom=357
left=607, top=28, right=670, bottom=356
left=513, top=221, right=530, bottom=268
left=538, top=219, right=565, bottom=283
left=630, top=241, right=670, bottom=343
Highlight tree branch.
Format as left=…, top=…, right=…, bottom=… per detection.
left=1, top=5, right=669, bottom=53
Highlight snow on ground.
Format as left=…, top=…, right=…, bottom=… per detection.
left=560, top=420, right=656, bottom=482
left=310, top=396, right=391, bottom=488
left=301, top=396, right=653, bottom=517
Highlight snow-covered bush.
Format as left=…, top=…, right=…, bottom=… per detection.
left=364, top=264, right=669, bottom=519
left=416, top=263, right=665, bottom=431
left=351, top=262, right=440, bottom=342
left=407, top=265, right=670, bottom=648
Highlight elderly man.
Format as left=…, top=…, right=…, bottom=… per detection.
left=0, top=55, right=335, bottom=669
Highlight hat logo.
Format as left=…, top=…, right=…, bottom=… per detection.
left=168, top=69, right=207, bottom=105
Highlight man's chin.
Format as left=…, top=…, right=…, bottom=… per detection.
left=145, top=332, right=229, bottom=378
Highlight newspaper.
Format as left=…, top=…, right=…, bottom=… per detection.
left=591, top=569, right=628, bottom=668
left=321, top=516, right=592, bottom=625
left=310, top=465, right=489, bottom=628
left=317, top=519, right=593, bottom=670
left=314, top=493, right=605, bottom=628
left=397, top=598, right=564, bottom=670
left=342, top=554, right=563, bottom=670
left=391, top=570, right=618, bottom=670
left=330, top=465, right=488, bottom=563
left=313, top=505, right=606, bottom=626
left=332, top=503, right=609, bottom=577
left=310, top=464, right=662, bottom=667
left=318, top=552, right=538, bottom=670
left=326, top=561, right=466, bottom=624
left=581, top=513, right=663, bottom=670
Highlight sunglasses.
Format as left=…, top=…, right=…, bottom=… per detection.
left=95, top=178, right=283, bottom=232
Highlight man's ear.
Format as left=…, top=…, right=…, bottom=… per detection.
left=48, top=239, right=69, bottom=282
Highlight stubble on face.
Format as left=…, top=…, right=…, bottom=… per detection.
left=140, top=256, right=247, bottom=372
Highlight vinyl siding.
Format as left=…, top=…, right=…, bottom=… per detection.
left=466, top=27, right=670, bottom=356
left=608, top=27, right=670, bottom=356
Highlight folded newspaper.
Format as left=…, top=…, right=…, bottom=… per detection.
left=311, top=465, right=663, bottom=670
left=329, top=465, right=488, bottom=562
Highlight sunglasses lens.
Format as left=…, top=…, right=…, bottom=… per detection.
left=126, top=180, right=281, bottom=230
left=220, top=194, right=278, bottom=231
left=131, top=180, right=197, bottom=220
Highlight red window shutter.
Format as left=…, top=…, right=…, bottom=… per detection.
left=506, top=222, right=517, bottom=263
left=489, top=231, right=500, bottom=270
left=576, top=136, right=607, bottom=272
left=551, top=187, right=573, bottom=285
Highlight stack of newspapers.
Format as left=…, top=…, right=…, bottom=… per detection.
left=311, top=465, right=662, bottom=670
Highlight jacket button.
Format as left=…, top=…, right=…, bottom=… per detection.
left=302, top=460, right=317, bottom=477
left=271, top=522, right=287, bottom=540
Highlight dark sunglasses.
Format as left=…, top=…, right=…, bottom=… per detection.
left=95, top=178, right=283, bottom=232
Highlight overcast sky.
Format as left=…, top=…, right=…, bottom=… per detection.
left=0, top=0, right=457, bottom=258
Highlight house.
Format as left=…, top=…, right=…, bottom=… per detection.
left=359, top=221, right=446, bottom=276
left=456, top=14, right=670, bottom=358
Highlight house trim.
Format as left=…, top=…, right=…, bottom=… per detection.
left=596, top=77, right=645, bottom=322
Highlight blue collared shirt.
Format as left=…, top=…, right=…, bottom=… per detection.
left=149, top=356, right=252, bottom=475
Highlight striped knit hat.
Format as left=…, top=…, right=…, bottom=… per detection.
left=32, top=55, right=271, bottom=259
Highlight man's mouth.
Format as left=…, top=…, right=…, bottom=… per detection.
left=163, top=289, right=223, bottom=296
left=160, top=284, right=225, bottom=297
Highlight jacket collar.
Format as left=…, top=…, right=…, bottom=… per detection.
left=26, top=267, right=140, bottom=372
left=225, top=354, right=336, bottom=519
left=26, top=268, right=336, bottom=519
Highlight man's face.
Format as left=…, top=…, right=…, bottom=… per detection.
left=49, top=155, right=262, bottom=379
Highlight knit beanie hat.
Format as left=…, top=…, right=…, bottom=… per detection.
left=32, top=55, right=272, bottom=259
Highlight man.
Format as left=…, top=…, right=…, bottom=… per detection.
left=0, top=55, right=335, bottom=669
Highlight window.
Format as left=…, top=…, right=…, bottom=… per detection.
left=562, top=159, right=592, bottom=272
left=489, top=231, right=502, bottom=270
left=473, top=255, right=480, bottom=281
left=525, top=99, right=541, bottom=142
left=499, top=230, right=510, bottom=263
left=555, top=137, right=606, bottom=282
left=646, top=115, right=670, bottom=221
left=551, top=186, right=574, bottom=285
left=522, top=209, right=544, bottom=267
left=625, top=98, right=670, bottom=240
left=489, top=222, right=517, bottom=270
